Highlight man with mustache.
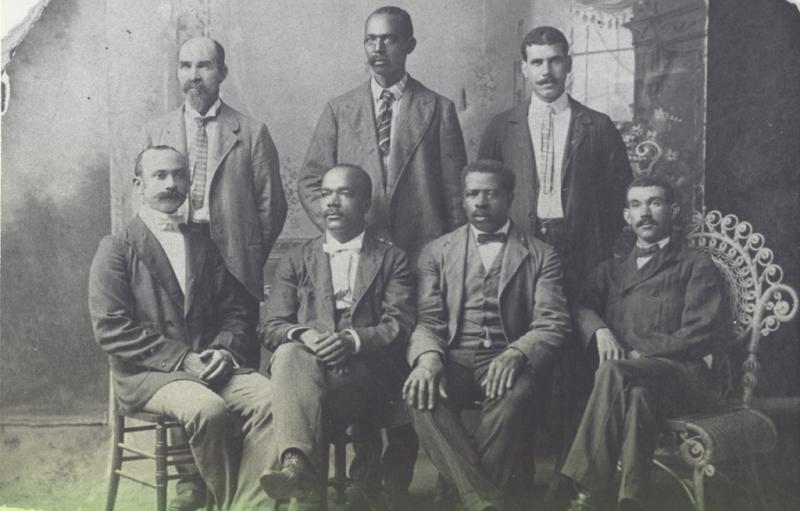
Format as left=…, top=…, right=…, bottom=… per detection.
left=477, top=26, right=632, bottom=491
left=143, top=37, right=287, bottom=509
left=89, top=146, right=277, bottom=510
left=404, top=160, right=571, bottom=511
left=259, top=164, right=414, bottom=511
left=560, top=176, right=726, bottom=511
left=298, top=6, right=467, bottom=507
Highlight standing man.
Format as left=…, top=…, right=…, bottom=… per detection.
left=404, top=160, right=571, bottom=511
left=478, top=26, right=632, bottom=484
left=561, top=176, right=726, bottom=511
left=260, top=165, right=415, bottom=511
left=298, top=6, right=467, bottom=505
left=89, top=146, right=277, bottom=510
left=144, top=36, right=287, bottom=368
left=143, top=36, right=287, bottom=510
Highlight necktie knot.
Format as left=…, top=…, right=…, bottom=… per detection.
left=477, top=232, right=507, bottom=245
left=322, top=244, right=361, bottom=255
left=380, top=89, right=395, bottom=104
left=193, top=115, right=211, bottom=128
left=633, top=244, right=660, bottom=258
left=154, top=213, right=185, bottom=232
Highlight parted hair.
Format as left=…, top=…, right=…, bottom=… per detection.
left=134, top=145, right=186, bottom=177
left=520, top=26, right=570, bottom=59
left=626, top=175, right=676, bottom=204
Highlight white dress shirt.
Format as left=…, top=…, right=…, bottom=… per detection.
left=636, top=236, right=670, bottom=269
left=183, top=97, right=222, bottom=223
left=138, top=205, right=187, bottom=294
left=322, top=231, right=365, bottom=310
left=528, top=91, right=571, bottom=219
left=370, top=73, right=408, bottom=171
left=470, top=220, right=511, bottom=271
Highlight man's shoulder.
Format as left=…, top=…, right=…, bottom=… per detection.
left=421, top=224, right=469, bottom=254
left=569, top=97, right=615, bottom=126
left=328, top=81, right=371, bottom=108
left=675, top=241, right=717, bottom=268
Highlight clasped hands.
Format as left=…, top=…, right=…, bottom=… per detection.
left=181, top=349, right=236, bottom=385
left=403, top=348, right=527, bottom=411
left=299, top=328, right=357, bottom=372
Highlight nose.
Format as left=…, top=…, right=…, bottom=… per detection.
left=374, top=38, right=386, bottom=53
left=475, top=193, right=489, bottom=207
left=190, top=65, right=200, bottom=80
left=326, top=193, right=340, bottom=207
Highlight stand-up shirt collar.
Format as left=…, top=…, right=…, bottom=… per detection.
left=529, top=90, right=569, bottom=117
left=370, top=73, right=409, bottom=103
left=138, top=204, right=186, bottom=232
left=184, top=96, right=222, bottom=121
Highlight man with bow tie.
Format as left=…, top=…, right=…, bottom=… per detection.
left=259, top=164, right=414, bottom=510
left=560, top=176, right=726, bottom=511
left=89, top=146, right=277, bottom=510
left=404, top=160, right=571, bottom=511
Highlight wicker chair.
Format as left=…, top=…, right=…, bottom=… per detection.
left=655, top=210, right=798, bottom=511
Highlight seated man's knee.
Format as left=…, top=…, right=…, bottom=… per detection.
left=187, top=394, right=232, bottom=436
left=493, top=373, right=537, bottom=417
left=271, top=342, right=318, bottom=372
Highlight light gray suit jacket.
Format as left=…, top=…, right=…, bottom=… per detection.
left=298, top=77, right=467, bottom=259
left=409, top=223, right=571, bottom=373
left=143, top=101, right=287, bottom=300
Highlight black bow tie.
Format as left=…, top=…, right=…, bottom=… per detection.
left=633, top=244, right=660, bottom=258
left=477, top=232, right=507, bottom=244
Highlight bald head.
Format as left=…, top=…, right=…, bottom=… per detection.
left=323, top=165, right=373, bottom=199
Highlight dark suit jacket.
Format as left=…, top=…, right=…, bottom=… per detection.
left=143, top=101, right=287, bottom=300
left=573, top=239, right=727, bottom=361
left=88, top=217, right=251, bottom=413
left=478, top=97, right=631, bottom=290
left=260, top=231, right=415, bottom=392
left=408, top=223, right=571, bottom=374
left=298, top=77, right=467, bottom=259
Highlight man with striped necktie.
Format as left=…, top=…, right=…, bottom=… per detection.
left=143, top=36, right=287, bottom=511
left=298, top=6, right=468, bottom=509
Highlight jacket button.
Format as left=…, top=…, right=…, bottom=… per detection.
left=540, top=226, right=548, bottom=235
left=160, top=362, right=166, bottom=368
left=528, top=212, right=536, bottom=219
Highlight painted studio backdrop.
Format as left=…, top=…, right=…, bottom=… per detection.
left=0, top=0, right=708, bottom=421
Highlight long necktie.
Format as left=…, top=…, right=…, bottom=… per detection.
left=377, top=89, right=395, bottom=156
left=539, top=105, right=555, bottom=195
left=191, top=116, right=209, bottom=210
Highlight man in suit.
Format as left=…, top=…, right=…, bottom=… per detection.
left=478, top=27, right=632, bottom=489
left=143, top=36, right=287, bottom=369
left=298, top=6, right=466, bottom=504
left=144, top=37, right=286, bottom=509
left=88, top=146, right=277, bottom=510
left=404, top=160, right=571, bottom=511
left=560, top=176, right=726, bottom=511
left=259, top=164, right=415, bottom=511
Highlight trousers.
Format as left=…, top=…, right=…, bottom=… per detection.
left=142, top=372, right=276, bottom=510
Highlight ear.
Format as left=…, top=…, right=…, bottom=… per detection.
left=506, top=191, right=515, bottom=207
left=219, top=64, right=229, bottom=81
left=406, top=36, right=417, bottom=55
left=623, top=207, right=633, bottom=227
left=670, top=202, right=680, bottom=220
left=565, top=55, right=573, bottom=73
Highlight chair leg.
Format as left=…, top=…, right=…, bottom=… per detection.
left=692, top=466, right=707, bottom=511
left=334, top=437, right=348, bottom=504
left=104, top=413, right=125, bottom=511
left=155, top=421, right=168, bottom=511
left=742, top=456, right=770, bottom=511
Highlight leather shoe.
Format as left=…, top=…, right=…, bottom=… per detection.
left=260, top=451, right=318, bottom=500
left=567, top=492, right=602, bottom=511
left=168, top=489, right=206, bottom=511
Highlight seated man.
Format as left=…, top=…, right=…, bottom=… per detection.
left=88, top=145, right=275, bottom=510
left=561, top=176, right=727, bottom=511
left=404, top=160, right=571, bottom=511
left=259, top=164, right=414, bottom=509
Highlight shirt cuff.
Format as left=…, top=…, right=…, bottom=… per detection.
left=287, top=326, right=309, bottom=342
left=343, top=328, right=362, bottom=353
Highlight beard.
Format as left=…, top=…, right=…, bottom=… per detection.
left=183, top=85, right=214, bottom=113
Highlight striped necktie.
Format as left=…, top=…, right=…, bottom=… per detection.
left=190, top=116, right=209, bottom=210
left=539, top=105, right=555, bottom=195
left=377, top=89, right=395, bottom=156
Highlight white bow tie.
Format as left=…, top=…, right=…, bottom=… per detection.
left=322, top=243, right=361, bottom=255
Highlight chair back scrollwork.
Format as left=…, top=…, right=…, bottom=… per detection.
left=686, top=210, right=798, bottom=406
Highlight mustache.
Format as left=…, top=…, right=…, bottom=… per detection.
left=536, top=78, right=556, bottom=85
left=636, top=216, right=657, bottom=227
left=368, top=55, right=388, bottom=64
left=182, top=81, right=210, bottom=94
left=157, top=190, right=184, bottom=200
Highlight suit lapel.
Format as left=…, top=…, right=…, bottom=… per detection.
left=306, top=237, right=336, bottom=332
left=345, top=83, right=385, bottom=193
left=386, top=78, right=435, bottom=197
left=129, top=217, right=184, bottom=309
left=499, top=224, right=530, bottom=298
left=508, top=101, right=539, bottom=203
left=351, top=234, right=386, bottom=313
left=621, top=241, right=678, bottom=293
left=207, top=103, right=240, bottom=192
left=561, top=98, right=590, bottom=190
left=182, top=225, right=207, bottom=316
left=444, top=226, right=470, bottom=342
